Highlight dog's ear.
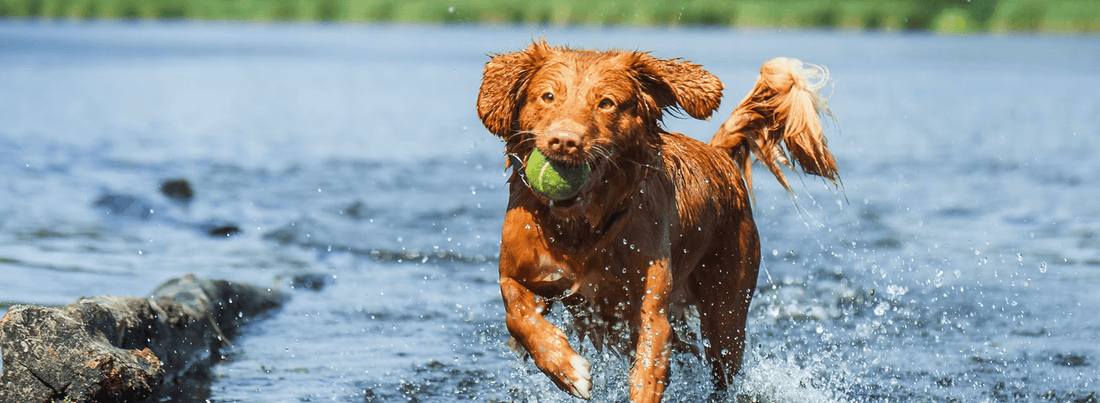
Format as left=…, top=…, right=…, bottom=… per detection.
left=632, top=54, right=724, bottom=120
left=477, top=41, right=551, bottom=138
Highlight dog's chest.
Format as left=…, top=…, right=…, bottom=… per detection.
left=518, top=240, right=641, bottom=305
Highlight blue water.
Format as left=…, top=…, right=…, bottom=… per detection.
left=1, top=21, right=1098, bottom=402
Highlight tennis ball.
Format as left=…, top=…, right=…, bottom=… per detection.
left=525, top=148, right=591, bottom=200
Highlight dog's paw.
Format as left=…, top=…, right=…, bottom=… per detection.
left=563, top=354, right=592, bottom=399
left=525, top=333, right=593, bottom=398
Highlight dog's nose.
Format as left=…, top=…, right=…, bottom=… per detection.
left=548, top=130, right=581, bottom=155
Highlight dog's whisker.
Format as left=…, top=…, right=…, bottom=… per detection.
left=505, top=130, right=541, bottom=146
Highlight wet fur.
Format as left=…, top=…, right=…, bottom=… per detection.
left=476, top=41, right=839, bottom=402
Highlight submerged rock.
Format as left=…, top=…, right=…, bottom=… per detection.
left=159, top=178, right=194, bottom=204
left=196, top=220, right=242, bottom=238
left=95, top=194, right=155, bottom=220
left=340, top=200, right=373, bottom=219
left=290, top=273, right=329, bottom=291
left=0, top=275, right=285, bottom=402
left=93, top=189, right=243, bottom=239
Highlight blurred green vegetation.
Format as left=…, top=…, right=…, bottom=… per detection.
left=1, top=0, right=1098, bottom=33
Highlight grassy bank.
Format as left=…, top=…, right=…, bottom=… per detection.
left=1, top=0, right=1099, bottom=33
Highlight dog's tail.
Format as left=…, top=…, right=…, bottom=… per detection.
left=709, top=58, right=840, bottom=200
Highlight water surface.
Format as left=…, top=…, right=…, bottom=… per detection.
left=1, top=21, right=1098, bottom=402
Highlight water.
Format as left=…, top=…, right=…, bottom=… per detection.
left=1, top=21, right=1098, bottom=402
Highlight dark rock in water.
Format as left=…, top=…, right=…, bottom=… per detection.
left=197, top=221, right=242, bottom=238
left=262, top=219, right=323, bottom=246
left=290, top=273, right=329, bottom=291
left=873, top=237, right=903, bottom=249
left=263, top=226, right=297, bottom=244
left=341, top=201, right=372, bottom=219
left=1053, top=353, right=1089, bottom=367
left=160, top=178, right=194, bottom=204
left=95, top=194, right=155, bottom=220
left=0, top=275, right=285, bottom=402
left=95, top=190, right=242, bottom=239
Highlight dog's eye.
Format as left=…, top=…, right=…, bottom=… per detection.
left=598, top=98, right=615, bottom=111
left=541, top=92, right=554, bottom=102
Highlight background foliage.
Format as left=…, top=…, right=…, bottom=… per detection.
left=1, top=0, right=1098, bottom=33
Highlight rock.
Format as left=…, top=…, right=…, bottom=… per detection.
left=94, top=194, right=155, bottom=220
left=0, top=275, right=285, bottom=402
left=341, top=201, right=372, bottom=219
left=195, top=221, right=241, bottom=238
left=159, top=179, right=194, bottom=204
left=290, top=273, right=329, bottom=291
left=93, top=190, right=243, bottom=240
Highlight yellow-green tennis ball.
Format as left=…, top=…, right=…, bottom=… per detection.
left=525, top=148, right=591, bottom=200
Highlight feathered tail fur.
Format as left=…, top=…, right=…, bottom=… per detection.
left=709, top=58, right=840, bottom=198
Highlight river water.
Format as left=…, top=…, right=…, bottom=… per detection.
left=1, top=21, right=1098, bottom=402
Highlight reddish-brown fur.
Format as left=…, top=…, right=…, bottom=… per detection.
left=476, top=41, right=839, bottom=402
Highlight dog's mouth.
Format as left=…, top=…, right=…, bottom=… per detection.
left=549, top=194, right=581, bottom=207
left=538, top=152, right=589, bottom=171
left=540, top=153, right=588, bottom=169
left=508, top=150, right=595, bottom=206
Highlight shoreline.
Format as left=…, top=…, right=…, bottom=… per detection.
left=1, top=0, right=1098, bottom=34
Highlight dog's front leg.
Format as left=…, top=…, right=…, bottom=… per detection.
left=629, top=258, right=673, bottom=403
left=500, top=277, right=592, bottom=399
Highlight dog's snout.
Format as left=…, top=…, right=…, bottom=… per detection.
left=548, top=130, right=581, bottom=155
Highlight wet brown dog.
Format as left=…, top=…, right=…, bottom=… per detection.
left=476, top=41, right=839, bottom=402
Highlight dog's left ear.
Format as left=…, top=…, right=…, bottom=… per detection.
left=632, top=54, right=724, bottom=120
left=477, top=41, right=551, bottom=138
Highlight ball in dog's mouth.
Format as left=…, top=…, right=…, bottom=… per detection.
left=525, top=148, right=591, bottom=201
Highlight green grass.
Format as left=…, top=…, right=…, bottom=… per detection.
left=0, top=0, right=1098, bottom=33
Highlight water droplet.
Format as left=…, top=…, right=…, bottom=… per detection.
left=874, top=302, right=890, bottom=316
left=1039, top=262, right=1048, bottom=273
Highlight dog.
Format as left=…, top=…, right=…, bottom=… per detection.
left=476, top=40, right=839, bottom=402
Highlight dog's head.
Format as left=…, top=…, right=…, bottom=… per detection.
left=477, top=41, right=723, bottom=209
